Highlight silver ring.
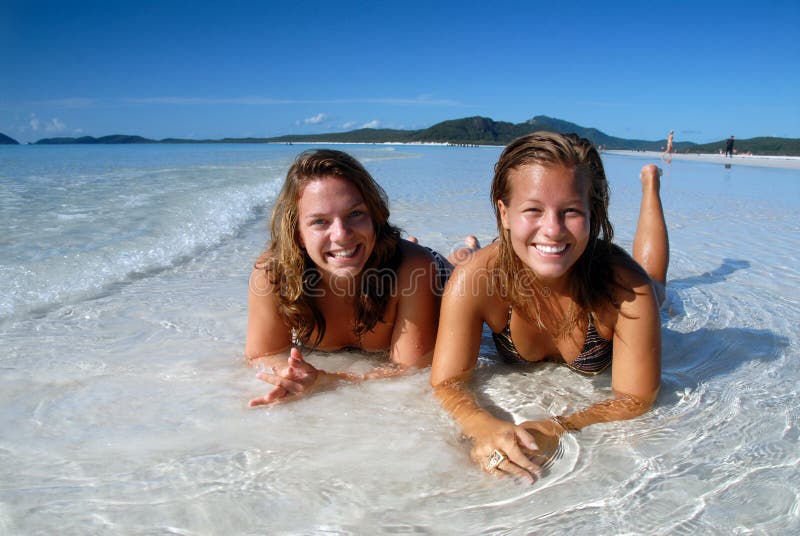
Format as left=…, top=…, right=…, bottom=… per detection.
left=486, top=449, right=506, bottom=471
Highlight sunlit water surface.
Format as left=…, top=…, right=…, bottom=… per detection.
left=1, top=144, right=798, bottom=534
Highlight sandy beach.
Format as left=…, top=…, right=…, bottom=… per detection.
left=607, top=150, right=800, bottom=170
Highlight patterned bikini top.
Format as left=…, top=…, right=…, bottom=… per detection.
left=491, top=307, right=613, bottom=375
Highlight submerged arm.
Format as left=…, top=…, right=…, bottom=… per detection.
left=430, top=261, right=544, bottom=481
left=550, top=270, right=662, bottom=432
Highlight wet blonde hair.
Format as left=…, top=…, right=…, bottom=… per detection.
left=490, top=132, right=623, bottom=329
left=259, top=149, right=401, bottom=348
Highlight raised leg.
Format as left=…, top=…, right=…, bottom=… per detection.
left=633, top=165, right=669, bottom=286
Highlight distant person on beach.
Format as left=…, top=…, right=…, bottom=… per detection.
left=662, top=130, right=674, bottom=162
left=245, top=149, right=472, bottom=406
left=725, top=135, right=735, bottom=158
left=431, top=132, right=668, bottom=481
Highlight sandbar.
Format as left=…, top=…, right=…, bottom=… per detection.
left=606, top=150, right=800, bottom=170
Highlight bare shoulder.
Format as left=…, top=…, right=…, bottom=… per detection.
left=397, top=239, right=437, bottom=270
left=442, top=242, right=506, bottom=320
left=607, top=248, right=659, bottom=319
left=449, top=241, right=499, bottom=282
left=610, top=247, right=653, bottom=300
left=246, top=249, right=292, bottom=358
left=249, top=250, right=279, bottom=296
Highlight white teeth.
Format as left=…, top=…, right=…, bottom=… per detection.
left=330, top=247, right=357, bottom=258
left=536, top=244, right=567, bottom=254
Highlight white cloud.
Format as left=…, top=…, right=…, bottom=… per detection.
left=29, top=113, right=67, bottom=133
left=45, top=118, right=66, bottom=133
left=304, top=113, right=328, bottom=125
left=362, top=120, right=380, bottom=129
left=341, top=121, right=357, bottom=129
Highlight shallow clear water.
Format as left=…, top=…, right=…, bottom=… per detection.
left=1, top=144, right=798, bottom=534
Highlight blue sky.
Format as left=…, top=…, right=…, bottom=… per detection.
left=2, top=0, right=798, bottom=144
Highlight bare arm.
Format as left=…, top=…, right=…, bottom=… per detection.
left=430, top=253, right=543, bottom=481
left=245, top=266, right=293, bottom=365
left=388, top=243, right=442, bottom=369
left=548, top=267, right=662, bottom=432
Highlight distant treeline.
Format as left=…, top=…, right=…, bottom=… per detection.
left=683, top=137, right=800, bottom=157
left=7, top=116, right=800, bottom=156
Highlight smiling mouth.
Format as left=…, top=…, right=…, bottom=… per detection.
left=535, top=243, right=568, bottom=255
left=327, top=245, right=360, bottom=259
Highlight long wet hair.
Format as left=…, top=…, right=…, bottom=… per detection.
left=258, top=149, right=402, bottom=348
left=490, top=132, right=626, bottom=330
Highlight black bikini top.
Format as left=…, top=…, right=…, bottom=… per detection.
left=491, top=307, right=613, bottom=375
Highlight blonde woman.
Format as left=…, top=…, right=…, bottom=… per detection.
left=431, top=132, right=668, bottom=481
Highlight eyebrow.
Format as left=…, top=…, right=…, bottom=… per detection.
left=302, top=201, right=368, bottom=220
left=519, top=197, right=586, bottom=205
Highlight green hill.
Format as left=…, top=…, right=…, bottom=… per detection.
left=263, top=115, right=688, bottom=150
left=36, top=135, right=156, bottom=144
left=31, top=116, right=800, bottom=156
left=0, top=132, right=20, bottom=144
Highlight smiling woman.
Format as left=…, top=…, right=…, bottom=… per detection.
left=245, top=149, right=448, bottom=406
left=430, top=132, right=669, bottom=482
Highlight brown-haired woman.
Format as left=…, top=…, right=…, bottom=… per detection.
left=247, top=149, right=454, bottom=406
left=430, top=132, right=669, bottom=482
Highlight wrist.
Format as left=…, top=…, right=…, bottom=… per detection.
left=551, top=415, right=580, bottom=433
left=321, top=370, right=363, bottom=383
left=462, top=411, right=499, bottom=439
left=246, top=353, right=284, bottom=369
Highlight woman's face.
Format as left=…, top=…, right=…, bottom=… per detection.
left=497, top=163, right=591, bottom=287
left=296, top=176, right=376, bottom=284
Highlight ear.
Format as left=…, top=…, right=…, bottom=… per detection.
left=497, top=199, right=510, bottom=230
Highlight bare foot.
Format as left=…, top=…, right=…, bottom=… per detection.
left=640, top=164, right=662, bottom=194
left=447, top=235, right=482, bottom=265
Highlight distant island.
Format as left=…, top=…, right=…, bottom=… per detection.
left=0, top=132, right=20, bottom=144
left=6, top=115, right=799, bottom=156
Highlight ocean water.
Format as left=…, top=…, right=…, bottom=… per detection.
left=1, top=143, right=798, bottom=534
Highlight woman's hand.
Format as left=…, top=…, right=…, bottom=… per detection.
left=518, top=418, right=566, bottom=459
left=467, top=416, right=547, bottom=483
left=249, top=347, right=320, bottom=406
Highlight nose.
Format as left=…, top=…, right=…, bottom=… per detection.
left=541, top=210, right=565, bottom=239
left=330, top=218, right=353, bottom=242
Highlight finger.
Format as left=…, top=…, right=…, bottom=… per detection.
left=495, top=459, right=537, bottom=484
left=249, top=386, right=287, bottom=407
left=530, top=453, right=549, bottom=467
left=256, top=372, right=305, bottom=393
left=289, top=347, right=305, bottom=364
left=514, top=426, right=539, bottom=452
left=504, top=442, right=542, bottom=479
left=283, top=363, right=305, bottom=381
